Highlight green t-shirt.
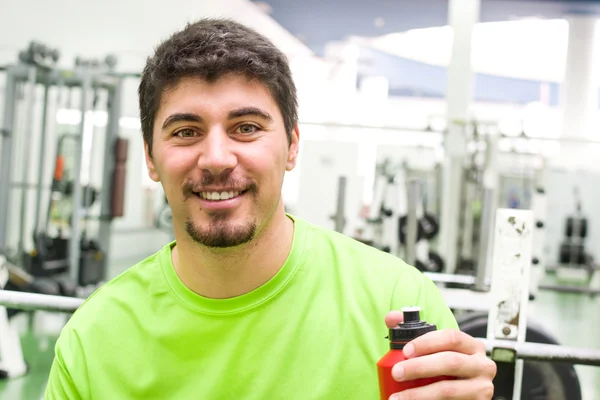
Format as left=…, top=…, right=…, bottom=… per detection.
left=45, top=215, right=457, bottom=399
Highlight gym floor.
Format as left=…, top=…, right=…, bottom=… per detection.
left=1, top=261, right=599, bottom=400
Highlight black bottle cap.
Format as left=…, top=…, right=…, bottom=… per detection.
left=388, top=306, right=436, bottom=349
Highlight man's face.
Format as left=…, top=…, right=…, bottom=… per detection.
left=145, top=74, right=299, bottom=248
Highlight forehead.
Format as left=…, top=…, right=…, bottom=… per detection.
left=158, top=74, right=279, bottom=116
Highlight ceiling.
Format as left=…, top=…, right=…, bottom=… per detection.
left=253, top=0, right=600, bottom=55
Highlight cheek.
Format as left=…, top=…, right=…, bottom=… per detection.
left=162, top=148, right=197, bottom=175
left=245, top=145, right=287, bottom=183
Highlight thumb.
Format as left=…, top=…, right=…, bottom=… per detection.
left=385, top=310, right=404, bottom=328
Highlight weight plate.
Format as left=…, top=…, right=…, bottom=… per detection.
left=566, top=217, right=588, bottom=238
left=420, top=214, right=440, bottom=240
left=415, top=252, right=444, bottom=273
left=398, top=213, right=440, bottom=244
left=398, top=215, right=424, bottom=244
left=459, top=313, right=582, bottom=400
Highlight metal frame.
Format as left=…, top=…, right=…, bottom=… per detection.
left=0, top=61, right=125, bottom=286
left=0, top=70, right=18, bottom=252
left=486, top=208, right=534, bottom=400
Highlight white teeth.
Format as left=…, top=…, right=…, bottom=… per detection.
left=200, top=191, right=241, bottom=201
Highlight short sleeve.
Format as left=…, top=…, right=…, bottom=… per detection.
left=45, top=327, right=89, bottom=400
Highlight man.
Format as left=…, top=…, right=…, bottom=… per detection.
left=45, top=19, right=495, bottom=399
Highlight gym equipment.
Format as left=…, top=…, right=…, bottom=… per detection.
left=557, top=187, right=591, bottom=268
left=397, top=214, right=439, bottom=244
left=0, top=41, right=131, bottom=287
left=329, top=176, right=347, bottom=233
left=436, top=207, right=599, bottom=400
left=565, top=217, right=588, bottom=238
left=0, top=289, right=83, bottom=314
left=549, top=186, right=600, bottom=294
left=403, top=178, right=444, bottom=272
left=414, top=251, right=444, bottom=273
left=459, top=312, right=582, bottom=400
left=365, top=161, right=444, bottom=272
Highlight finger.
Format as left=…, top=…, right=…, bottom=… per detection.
left=390, top=377, right=494, bottom=400
left=404, top=329, right=486, bottom=358
left=385, top=311, right=404, bottom=328
left=391, top=352, right=495, bottom=382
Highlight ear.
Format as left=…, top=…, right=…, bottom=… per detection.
left=286, top=125, right=300, bottom=171
left=145, top=142, right=160, bottom=182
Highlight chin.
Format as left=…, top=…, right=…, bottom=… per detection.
left=185, top=216, right=257, bottom=248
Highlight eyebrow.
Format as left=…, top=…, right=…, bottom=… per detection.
left=162, top=113, right=203, bottom=130
left=228, top=107, right=273, bottom=122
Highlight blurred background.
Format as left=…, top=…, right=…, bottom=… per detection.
left=1, top=0, right=600, bottom=398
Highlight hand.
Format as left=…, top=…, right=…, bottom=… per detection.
left=384, top=311, right=496, bottom=400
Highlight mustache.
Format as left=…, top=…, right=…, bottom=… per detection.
left=182, top=175, right=257, bottom=200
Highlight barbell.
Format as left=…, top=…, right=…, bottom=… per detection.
left=480, top=338, right=600, bottom=367
left=0, top=289, right=83, bottom=313
left=1, top=289, right=599, bottom=368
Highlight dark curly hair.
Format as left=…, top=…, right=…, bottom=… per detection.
left=139, top=18, right=298, bottom=157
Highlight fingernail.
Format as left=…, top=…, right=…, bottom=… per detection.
left=388, top=395, right=398, bottom=400
left=403, top=343, right=414, bottom=358
left=392, top=364, right=404, bottom=380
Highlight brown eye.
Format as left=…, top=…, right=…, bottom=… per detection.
left=175, top=129, right=196, bottom=138
left=237, top=124, right=259, bottom=135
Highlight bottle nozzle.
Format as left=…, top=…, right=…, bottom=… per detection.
left=388, top=306, right=436, bottom=349
left=402, top=306, right=421, bottom=323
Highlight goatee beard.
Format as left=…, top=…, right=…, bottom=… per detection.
left=185, top=216, right=257, bottom=248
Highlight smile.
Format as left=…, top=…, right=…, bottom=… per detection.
left=197, top=190, right=245, bottom=201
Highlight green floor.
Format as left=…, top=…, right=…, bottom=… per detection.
left=1, top=270, right=599, bottom=399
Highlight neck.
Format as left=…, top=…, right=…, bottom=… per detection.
left=171, top=207, right=294, bottom=299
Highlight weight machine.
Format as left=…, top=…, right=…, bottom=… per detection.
left=0, top=42, right=133, bottom=379
left=0, top=41, right=130, bottom=289
left=401, top=176, right=589, bottom=399
left=361, top=156, right=443, bottom=273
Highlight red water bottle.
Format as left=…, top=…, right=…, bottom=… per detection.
left=377, top=306, right=453, bottom=399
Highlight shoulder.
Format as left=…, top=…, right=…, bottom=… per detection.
left=64, top=242, right=172, bottom=332
left=293, top=215, right=426, bottom=294
left=294, top=216, right=455, bottom=327
left=296, top=215, right=418, bottom=275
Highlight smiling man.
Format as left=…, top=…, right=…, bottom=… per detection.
left=45, top=19, right=495, bottom=400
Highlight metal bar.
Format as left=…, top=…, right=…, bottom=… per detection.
left=439, top=287, right=491, bottom=312
left=98, top=79, right=123, bottom=281
left=17, top=66, right=38, bottom=255
left=480, top=339, right=600, bottom=367
left=34, top=84, right=51, bottom=234
left=0, top=290, right=83, bottom=313
left=299, top=120, right=443, bottom=137
left=330, top=176, right=347, bottom=233
left=0, top=70, right=18, bottom=250
left=475, top=188, right=495, bottom=291
left=405, top=178, right=419, bottom=266
left=538, top=284, right=600, bottom=296
left=6, top=65, right=121, bottom=89
left=460, top=180, right=475, bottom=260
left=425, top=272, right=476, bottom=286
left=68, top=71, right=91, bottom=284
left=487, top=209, right=534, bottom=400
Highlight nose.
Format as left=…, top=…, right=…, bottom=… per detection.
left=196, top=127, right=238, bottom=176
